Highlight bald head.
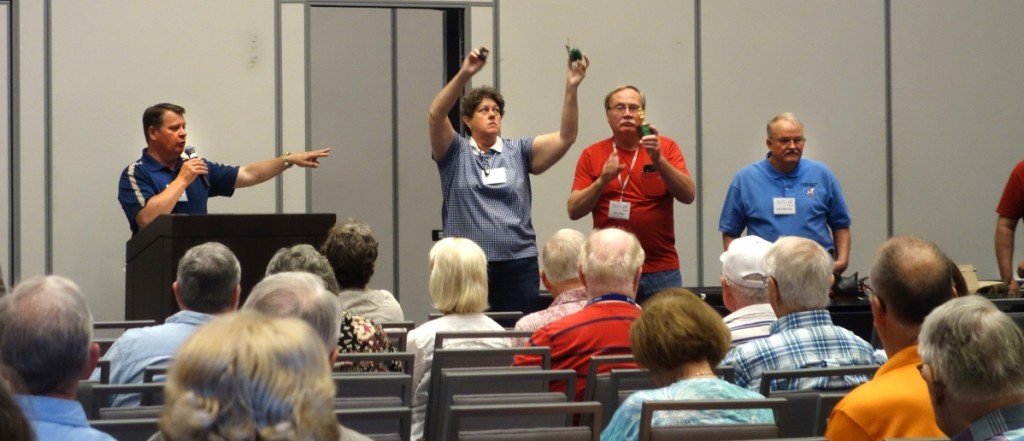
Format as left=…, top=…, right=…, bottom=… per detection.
left=579, top=228, right=645, bottom=297
left=870, top=236, right=955, bottom=325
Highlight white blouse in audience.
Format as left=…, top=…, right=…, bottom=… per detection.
left=336, top=288, right=405, bottom=323
left=407, top=313, right=509, bottom=440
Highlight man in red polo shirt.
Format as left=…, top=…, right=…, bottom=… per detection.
left=515, top=227, right=644, bottom=401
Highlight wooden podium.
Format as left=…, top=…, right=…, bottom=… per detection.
left=124, top=213, right=336, bottom=322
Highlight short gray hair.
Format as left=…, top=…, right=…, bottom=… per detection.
left=0, top=275, right=92, bottom=395
left=243, top=272, right=341, bottom=352
left=764, top=236, right=832, bottom=310
left=266, top=244, right=341, bottom=294
left=542, top=229, right=586, bottom=284
left=429, top=238, right=489, bottom=313
left=766, top=112, right=803, bottom=137
left=919, top=295, right=1024, bottom=400
left=724, top=278, right=769, bottom=304
left=580, top=228, right=645, bottom=296
left=176, top=242, right=241, bottom=313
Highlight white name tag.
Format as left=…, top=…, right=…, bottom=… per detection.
left=176, top=185, right=188, bottom=202
left=481, top=167, right=507, bottom=185
left=773, top=197, right=796, bottom=215
left=609, top=200, right=631, bottom=220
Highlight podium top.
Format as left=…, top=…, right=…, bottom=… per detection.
left=126, top=213, right=336, bottom=261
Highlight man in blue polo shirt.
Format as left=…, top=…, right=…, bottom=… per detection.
left=118, top=103, right=331, bottom=234
left=719, top=112, right=852, bottom=273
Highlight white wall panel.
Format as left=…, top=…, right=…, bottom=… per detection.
left=701, top=0, right=887, bottom=283
left=49, top=0, right=277, bottom=319
left=891, top=0, right=1024, bottom=279
left=499, top=0, right=700, bottom=283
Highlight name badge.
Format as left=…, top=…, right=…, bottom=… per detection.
left=773, top=197, right=796, bottom=215
left=175, top=185, right=188, bottom=202
left=609, top=200, right=631, bottom=220
left=481, top=167, right=507, bottom=185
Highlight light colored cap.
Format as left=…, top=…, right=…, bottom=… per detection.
left=720, top=235, right=773, bottom=288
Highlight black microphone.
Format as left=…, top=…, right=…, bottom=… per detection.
left=184, top=146, right=211, bottom=189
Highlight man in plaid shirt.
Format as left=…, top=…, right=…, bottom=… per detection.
left=722, top=236, right=878, bottom=392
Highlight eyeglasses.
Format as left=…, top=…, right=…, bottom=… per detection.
left=773, top=137, right=806, bottom=146
left=859, top=277, right=874, bottom=296
left=608, top=104, right=642, bottom=114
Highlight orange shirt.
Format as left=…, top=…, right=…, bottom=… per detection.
left=825, top=344, right=944, bottom=441
left=572, top=137, right=690, bottom=274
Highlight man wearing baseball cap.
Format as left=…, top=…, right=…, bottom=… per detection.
left=720, top=235, right=776, bottom=346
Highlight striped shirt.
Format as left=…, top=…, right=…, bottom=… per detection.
left=723, top=303, right=777, bottom=347
left=722, top=309, right=877, bottom=392
left=436, top=133, right=537, bottom=261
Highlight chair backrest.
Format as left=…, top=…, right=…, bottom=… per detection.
left=381, top=323, right=414, bottom=351
left=333, top=351, right=414, bottom=374
left=424, top=346, right=551, bottom=441
left=336, top=406, right=411, bottom=441
left=758, top=365, right=880, bottom=396
left=93, top=320, right=157, bottom=330
left=450, top=402, right=603, bottom=441
left=815, top=391, right=847, bottom=436
left=435, top=369, right=578, bottom=441
left=87, top=383, right=166, bottom=419
left=90, top=418, right=160, bottom=441
left=428, top=311, right=525, bottom=326
left=638, top=398, right=787, bottom=441
left=333, top=372, right=413, bottom=408
left=602, top=368, right=658, bottom=428
left=769, top=389, right=852, bottom=438
left=379, top=321, right=416, bottom=332
left=433, top=330, right=534, bottom=349
left=143, top=365, right=168, bottom=383
left=582, top=354, right=637, bottom=401
left=95, top=358, right=111, bottom=384
left=714, top=364, right=736, bottom=384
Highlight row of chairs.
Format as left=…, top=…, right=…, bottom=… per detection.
left=85, top=325, right=884, bottom=440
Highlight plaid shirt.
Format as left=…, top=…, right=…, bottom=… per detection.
left=722, top=309, right=878, bottom=392
left=953, top=403, right=1024, bottom=441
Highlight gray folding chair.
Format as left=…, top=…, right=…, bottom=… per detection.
left=450, top=402, right=602, bottom=441
left=88, top=383, right=166, bottom=419
left=435, top=369, right=578, bottom=441
left=333, top=372, right=413, bottom=409
left=433, top=330, right=534, bottom=349
left=423, top=346, right=551, bottom=441
left=336, top=406, right=411, bottom=441
left=759, top=365, right=879, bottom=437
left=638, top=398, right=786, bottom=441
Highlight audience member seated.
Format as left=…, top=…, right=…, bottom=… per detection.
left=92, top=242, right=240, bottom=407
left=723, top=236, right=878, bottom=392
left=919, top=295, right=1024, bottom=440
left=265, top=245, right=401, bottom=372
left=602, top=288, right=774, bottom=440
left=513, top=228, right=588, bottom=344
left=515, top=227, right=643, bottom=401
left=719, top=235, right=776, bottom=347
left=320, top=218, right=405, bottom=322
left=826, top=236, right=956, bottom=441
left=243, top=271, right=342, bottom=359
left=407, top=237, right=510, bottom=441
left=155, top=311, right=371, bottom=441
left=0, top=275, right=115, bottom=441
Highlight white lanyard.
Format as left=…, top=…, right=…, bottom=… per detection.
left=612, top=143, right=640, bottom=202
